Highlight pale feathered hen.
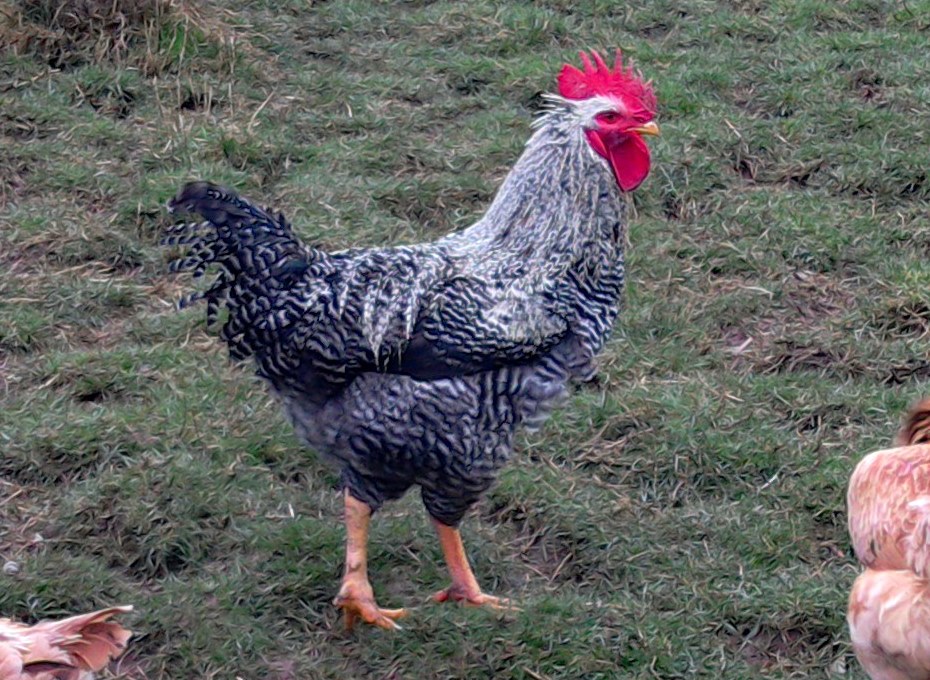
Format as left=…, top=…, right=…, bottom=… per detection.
left=847, top=398, right=930, bottom=680
left=165, top=50, right=658, bottom=630
left=0, top=606, right=132, bottom=679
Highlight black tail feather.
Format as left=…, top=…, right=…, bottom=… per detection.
left=163, top=181, right=324, bottom=364
left=168, top=181, right=268, bottom=226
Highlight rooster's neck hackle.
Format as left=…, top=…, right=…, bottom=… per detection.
left=449, top=98, right=625, bottom=281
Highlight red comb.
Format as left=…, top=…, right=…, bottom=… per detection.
left=558, top=49, right=656, bottom=113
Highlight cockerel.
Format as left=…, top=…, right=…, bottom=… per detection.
left=847, top=398, right=930, bottom=679
left=0, top=606, right=132, bottom=679
left=164, top=50, right=659, bottom=630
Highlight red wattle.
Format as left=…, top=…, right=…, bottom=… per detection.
left=608, top=133, right=651, bottom=192
left=586, top=130, right=652, bottom=192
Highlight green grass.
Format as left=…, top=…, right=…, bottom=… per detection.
left=3, top=0, right=930, bottom=677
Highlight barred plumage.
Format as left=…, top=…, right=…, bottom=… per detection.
left=164, top=52, right=659, bottom=627
left=166, top=102, right=626, bottom=522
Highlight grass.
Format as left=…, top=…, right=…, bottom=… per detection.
left=2, top=0, right=929, bottom=677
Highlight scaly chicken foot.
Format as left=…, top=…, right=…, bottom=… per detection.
left=333, top=490, right=407, bottom=631
left=334, top=581, right=407, bottom=631
left=431, top=519, right=520, bottom=611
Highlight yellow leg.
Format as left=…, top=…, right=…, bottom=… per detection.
left=332, top=490, right=407, bottom=631
left=431, top=519, right=516, bottom=610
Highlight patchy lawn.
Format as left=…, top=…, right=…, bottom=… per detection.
left=3, top=0, right=929, bottom=677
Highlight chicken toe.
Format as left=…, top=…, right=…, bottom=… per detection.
left=334, top=592, right=407, bottom=631
left=432, top=585, right=519, bottom=610
left=334, top=491, right=407, bottom=631
left=431, top=519, right=520, bottom=612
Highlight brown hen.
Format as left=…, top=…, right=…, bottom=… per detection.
left=0, top=606, right=132, bottom=679
left=848, top=398, right=930, bottom=679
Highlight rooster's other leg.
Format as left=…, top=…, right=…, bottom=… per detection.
left=333, top=490, right=407, bottom=631
left=431, top=519, right=516, bottom=610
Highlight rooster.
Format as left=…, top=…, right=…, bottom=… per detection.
left=164, top=50, right=659, bottom=630
left=0, top=606, right=132, bottom=679
left=847, top=398, right=930, bottom=679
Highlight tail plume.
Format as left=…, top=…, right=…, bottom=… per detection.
left=897, top=397, right=930, bottom=447
left=0, top=605, right=132, bottom=679
left=164, top=181, right=320, bottom=362
left=168, top=181, right=270, bottom=227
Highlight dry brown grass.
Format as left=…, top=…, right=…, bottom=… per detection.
left=0, top=0, right=238, bottom=75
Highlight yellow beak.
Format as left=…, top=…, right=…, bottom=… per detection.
left=628, top=121, right=660, bottom=136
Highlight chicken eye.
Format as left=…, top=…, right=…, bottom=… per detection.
left=600, top=111, right=620, bottom=124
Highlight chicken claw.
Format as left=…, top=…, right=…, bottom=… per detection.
left=334, top=593, right=407, bottom=631
left=333, top=491, right=408, bottom=631
left=430, top=519, right=521, bottom=612
left=432, top=586, right=520, bottom=611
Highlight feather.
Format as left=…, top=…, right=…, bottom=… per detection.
left=162, top=53, right=652, bottom=537
left=0, top=606, right=132, bottom=679
left=897, top=397, right=930, bottom=447
left=849, top=569, right=930, bottom=680
left=847, top=399, right=930, bottom=679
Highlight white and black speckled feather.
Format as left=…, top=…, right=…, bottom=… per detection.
left=164, top=96, right=631, bottom=525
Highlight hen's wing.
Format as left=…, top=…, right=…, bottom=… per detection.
left=848, top=568, right=930, bottom=680
left=385, top=275, right=572, bottom=380
left=847, top=445, right=930, bottom=576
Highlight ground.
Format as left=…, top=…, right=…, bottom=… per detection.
left=1, top=0, right=929, bottom=677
